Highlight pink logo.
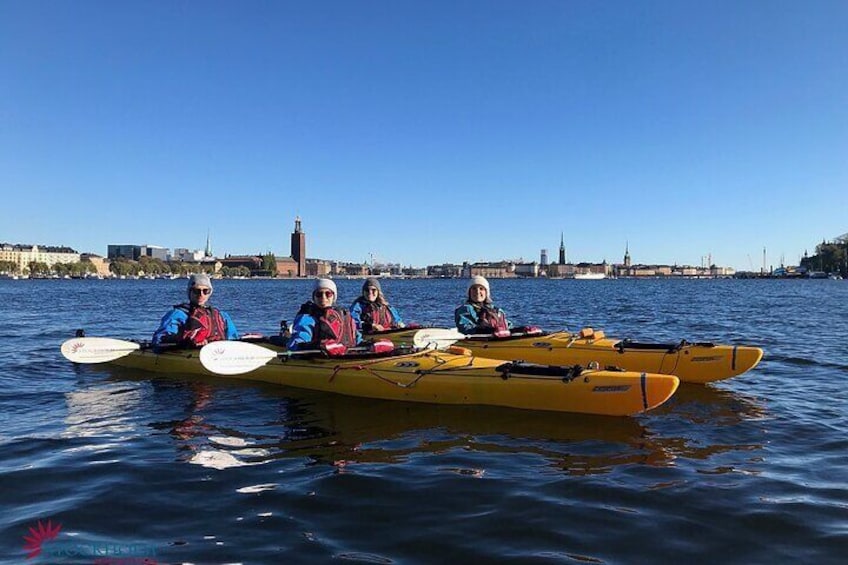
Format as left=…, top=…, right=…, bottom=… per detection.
left=71, top=341, right=85, bottom=354
left=23, top=519, right=62, bottom=559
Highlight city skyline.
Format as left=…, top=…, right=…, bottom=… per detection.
left=4, top=220, right=833, bottom=272
left=2, top=3, right=846, bottom=271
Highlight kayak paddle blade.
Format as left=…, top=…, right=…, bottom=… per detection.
left=199, top=341, right=277, bottom=375
left=412, top=328, right=466, bottom=350
left=60, top=337, right=141, bottom=363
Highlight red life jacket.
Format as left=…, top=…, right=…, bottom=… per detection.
left=176, top=303, right=227, bottom=346
left=473, top=303, right=509, bottom=333
left=298, top=302, right=358, bottom=348
left=355, top=298, right=397, bottom=330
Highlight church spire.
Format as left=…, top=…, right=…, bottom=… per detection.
left=558, top=232, right=566, bottom=265
left=205, top=230, right=212, bottom=258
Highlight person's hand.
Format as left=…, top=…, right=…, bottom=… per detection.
left=322, top=341, right=347, bottom=356
left=372, top=323, right=385, bottom=332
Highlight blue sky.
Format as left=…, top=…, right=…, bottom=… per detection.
left=2, top=1, right=846, bottom=270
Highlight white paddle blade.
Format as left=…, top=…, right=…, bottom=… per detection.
left=61, top=337, right=141, bottom=363
left=412, top=328, right=466, bottom=350
left=199, top=341, right=277, bottom=375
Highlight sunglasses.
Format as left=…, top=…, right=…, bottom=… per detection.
left=365, top=287, right=378, bottom=293
left=190, top=287, right=212, bottom=296
left=314, top=290, right=335, bottom=297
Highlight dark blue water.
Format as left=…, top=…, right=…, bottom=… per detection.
left=1, top=278, right=846, bottom=563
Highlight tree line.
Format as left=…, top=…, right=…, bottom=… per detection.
left=0, top=253, right=277, bottom=278
left=800, top=240, right=848, bottom=276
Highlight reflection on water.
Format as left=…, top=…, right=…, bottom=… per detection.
left=83, top=363, right=767, bottom=478
left=63, top=383, right=144, bottom=441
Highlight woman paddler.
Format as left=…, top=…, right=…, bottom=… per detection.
left=454, top=276, right=513, bottom=337
left=350, top=277, right=406, bottom=333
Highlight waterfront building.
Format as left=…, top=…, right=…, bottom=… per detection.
left=402, top=266, right=428, bottom=277
left=0, top=243, right=80, bottom=273
left=275, top=257, right=299, bottom=278
left=80, top=254, right=111, bottom=277
left=107, top=244, right=169, bottom=261
left=335, top=262, right=369, bottom=277
left=173, top=248, right=207, bottom=262
left=219, top=255, right=262, bottom=272
left=558, top=233, right=567, bottom=265
left=462, top=261, right=516, bottom=278
left=291, top=217, right=306, bottom=277
left=305, top=259, right=333, bottom=277
left=515, top=262, right=540, bottom=278
left=427, top=264, right=463, bottom=278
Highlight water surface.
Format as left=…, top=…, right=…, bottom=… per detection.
left=0, top=278, right=846, bottom=563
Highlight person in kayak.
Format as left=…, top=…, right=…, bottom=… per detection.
left=152, top=273, right=239, bottom=347
left=454, top=275, right=513, bottom=336
left=288, top=278, right=367, bottom=356
left=350, top=277, right=406, bottom=333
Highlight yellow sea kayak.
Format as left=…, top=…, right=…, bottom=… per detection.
left=99, top=341, right=678, bottom=416
left=380, top=327, right=763, bottom=384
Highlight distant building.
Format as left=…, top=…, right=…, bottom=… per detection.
left=427, top=264, right=463, bottom=278
left=107, top=244, right=169, bottom=261
left=540, top=249, right=548, bottom=266
left=219, top=255, right=262, bottom=272
left=173, top=248, right=206, bottom=262
left=108, top=245, right=141, bottom=261
left=463, top=261, right=516, bottom=278
left=515, top=262, right=540, bottom=277
left=336, top=262, right=369, bottom=277
left=558, top=233, right=567, bottom=264
left=402, top=266, right=427, bottom=277
left=275, top=256, right=299, bottom=278
left=81, top=253, right=111, bottom=277
left=0, top=243, right=80, bottom=272
left=306, top=259, right=333, bottom=277
left=291, top=217, right=306, bottom=277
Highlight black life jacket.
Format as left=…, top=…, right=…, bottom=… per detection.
left=297, top=302, right=358, bottom=348
left=354, top=297, right=397, bottom=330
left=175, top=303, right=227, bottom=346
left=471, top=302, right=509, bottom=333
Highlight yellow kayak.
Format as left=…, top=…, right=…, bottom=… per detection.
left=381, top=327, right=763, bottom=384
left=93, top=340, right=679, bottom=416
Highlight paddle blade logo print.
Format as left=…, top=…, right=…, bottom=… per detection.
left=23, top=519, right=62, bottom=559
left=70, top=341, right=85, bottom=354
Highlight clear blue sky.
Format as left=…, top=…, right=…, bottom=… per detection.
left=2, top=1, right=846, bottom=270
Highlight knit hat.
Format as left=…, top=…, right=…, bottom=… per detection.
left=188, top=273, right=213, bottom=290
left=468, top=275, right=491, bottom=298
left=314, top=278, right=337, bottom=295
left=362, top=277, right=382, bottom=293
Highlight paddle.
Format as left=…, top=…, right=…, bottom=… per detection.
left=60, top=337, right=141, bottom=363
left=410, top=327, right=549, bottom=349
left=202, top=330, right=445, bottom=375
left=199, top=341, right=279, bottom=375
left=411, top=328, right=466, bottom=349
left=200, top=341, right=395, bottom=376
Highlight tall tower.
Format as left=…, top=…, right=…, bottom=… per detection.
left=624, top=242, right=631, bottom=267
left=291, top=217, right=306, bottom=277
left=204, top=230, right=212, bottom=258
left=540, top=249, right=548, bottom=266
left=558, top=233, right=566, bottom=265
